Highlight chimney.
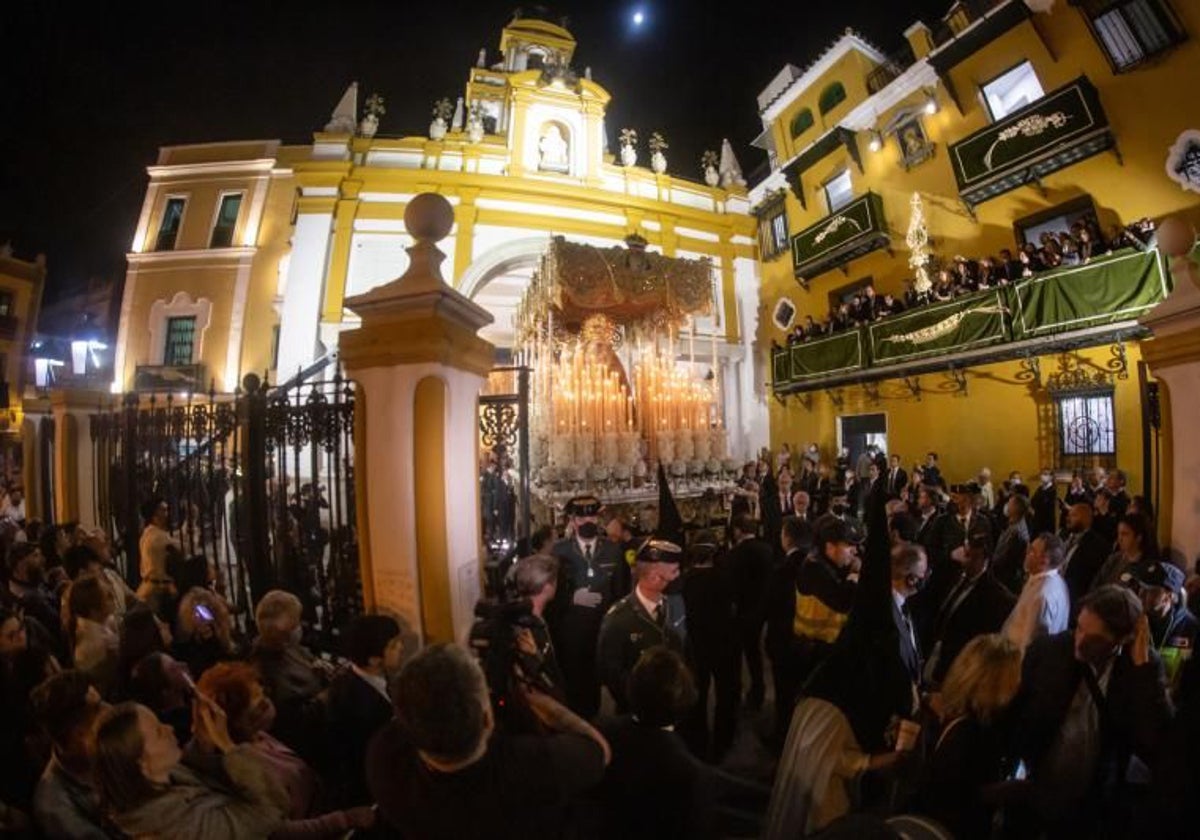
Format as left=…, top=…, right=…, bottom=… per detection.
left=904, top=21, right=935, bottom=60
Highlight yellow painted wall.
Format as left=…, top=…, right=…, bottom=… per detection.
left=769, top=344, right=1150, bottom=492
left=122, top=265, right=237, bottom=388
left=760, top=9, right=1200, bottom=346
left=239, top=174, right=297, bottom=378
left=776, top=47, right=880, bottom=159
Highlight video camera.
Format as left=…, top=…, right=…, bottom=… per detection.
left=467, top=595, right=557, bottom=730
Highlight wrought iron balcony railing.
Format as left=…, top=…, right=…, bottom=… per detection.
left=133, top=363, right=208, bottom=393
left=790, top=191, right=889, bottom=286
left=771, top=247, right=1171, bottom=394
left=949, top=76, right=1115, bottom=209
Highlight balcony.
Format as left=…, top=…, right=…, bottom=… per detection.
left=866, top=44, right=916, bottom=95
left=929, top=0, right=1026, bottom=51
left=771, top=247, right=1171, bottom=394
left=134, top=363, right=207, bottom=393
left=949, top=77, right=1115, bottom=209
left=791, top=191, right=888, bottom=285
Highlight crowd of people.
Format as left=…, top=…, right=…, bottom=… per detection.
left=1, top=436, right=1197, bottom=838
left=781, top=216, right=1157, bottom=344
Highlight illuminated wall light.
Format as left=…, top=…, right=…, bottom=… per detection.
left=868, top=130, right=883, bottom=153
left=924, top=89, right=940, bottom=115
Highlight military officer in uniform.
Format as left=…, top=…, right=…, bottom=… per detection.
left=548, top=495, right=630, bottom=718
left=596, top=538, right=686, bottom=713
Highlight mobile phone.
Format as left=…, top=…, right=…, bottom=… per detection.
left=194, top=604, right=214, bottom=622
left=180, top=669, right=197, bottom=698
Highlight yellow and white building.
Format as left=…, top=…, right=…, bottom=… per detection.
left=750, top=0, right=1200, bottom=529
left=112, top=12, right=767, bottom=458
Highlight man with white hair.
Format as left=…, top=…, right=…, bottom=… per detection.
left=977, top=467, right=995, bottom=511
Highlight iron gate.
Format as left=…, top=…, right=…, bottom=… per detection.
left=91, top=368, right=361, bottom=641
left=478, top=367, right=530, bottom=571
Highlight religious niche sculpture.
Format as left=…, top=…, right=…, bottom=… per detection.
left=892, top=114, right=935, bottom=170
left=1166, top=129, right=1200, bottom=194
left=538, top=122, right=570, bottom=172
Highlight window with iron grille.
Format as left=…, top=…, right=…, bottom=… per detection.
left=756, top=197, right=790, bottom=260
left=1056, top=391, right=1116, bottom=456
left=0, top=292, right=13, bottom=318
left=210, top=193, right=243, bottom=248
left=164, top=316, right=197, bottom=366
left=155, top=197, right=186, bottom=251
left=1075, top=0, right=1187, bottom=71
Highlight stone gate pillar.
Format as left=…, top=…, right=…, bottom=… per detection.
left=1139, top=218, right=1200, bottom=569
left=339, top=193, right=494, bottom=645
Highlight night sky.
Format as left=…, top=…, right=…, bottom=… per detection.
left=2, top=0, right=951, bottom=302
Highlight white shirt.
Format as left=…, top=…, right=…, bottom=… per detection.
left=138, top=523, right=181, bottom=581
left=1003, top=568, right=1070, bottom=651
left=635, top=585, right=663, bottom=620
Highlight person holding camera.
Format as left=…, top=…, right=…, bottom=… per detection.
left=512, top=554, right=566, bottom=699
left=549, top=496, right=629, bottom=718
left=367, top=643, right=609, bottom=839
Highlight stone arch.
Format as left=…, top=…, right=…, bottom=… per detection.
left=457, top=236, right=550, bottom=349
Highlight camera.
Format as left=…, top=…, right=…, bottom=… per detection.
left=467, top=596, right=557, bottom=732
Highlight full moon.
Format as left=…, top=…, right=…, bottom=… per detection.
left=632, top=10, right=645, bottom=25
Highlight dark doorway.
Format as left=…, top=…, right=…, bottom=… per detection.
left=838, top=412, right=888, bottom=477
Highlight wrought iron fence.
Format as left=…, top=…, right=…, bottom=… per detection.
left=90, top=369, right=361, bottom=643
left=478, top=367, right=530, bottom=576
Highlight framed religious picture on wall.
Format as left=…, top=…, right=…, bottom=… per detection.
left=892, top=115, right=935, bottom=171
left=772, top=297, right=797, bottom=331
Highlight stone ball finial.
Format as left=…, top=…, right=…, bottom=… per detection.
left=405, top=193, right=454, bottom=242
left=1157, top=217, right=1197, bottom=259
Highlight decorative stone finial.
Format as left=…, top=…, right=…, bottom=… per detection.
left=324, top=82, right=359, bottom=134
left=1157, top=217, right=1197, bottom=260
left=405, top=193, right=454, bottom=243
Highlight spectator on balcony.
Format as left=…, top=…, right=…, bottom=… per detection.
left=881, top=293, right=903, bottom=315
left=928, top=269, right=952, bottom=302
left=1019, top=243, right=1046, bottom=277
left=953, top=256, right=979, bottom=293
left=1040, top=232, right=1064, bottom=269
left=802, top=314, right=822, bottom=340
left=1059, top=231, right=1081, bottom=266
left=902, top=279, right=922, bottom=309
left=976, top=257, right=996, bottom=289
left=997, top=248, right=1022, bottom=283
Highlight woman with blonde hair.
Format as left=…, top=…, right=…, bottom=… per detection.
left=918, top=633, right=1023, bottom=837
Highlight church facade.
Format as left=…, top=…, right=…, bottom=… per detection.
left=111, top=13, right=766, bottom=460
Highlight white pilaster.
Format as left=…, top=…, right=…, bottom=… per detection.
left=276, top=211, right=333, bottom=379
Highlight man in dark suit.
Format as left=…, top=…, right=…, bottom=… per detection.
left=1030, top=469, right=1059, bottom=536
left=327, top=614, right=402, bottom=806
left=1009, top=585, right=1173, bottom=836
left=886, top=454, right=908, bottom=499
left=914, top=485, right=942, bottom=553
left=549, top=495, right=629, bottom=718
left=924, top=533, right=1016, bottom=687
left=1060, top=503, right=1111, bottom=611
left=765, top=516, right=812, bottom=744
left=762, top=467, right=795, bottom=548
left=726, top=514, right=773, bottom=710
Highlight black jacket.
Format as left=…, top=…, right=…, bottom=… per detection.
left=326, top=668, right=394, bottom=806
left=1011, top=632, right=1173, bottom=826
left=596, top=592, right=684, bottom=712
left=885, top=467, right=908, bottom=498
left=1030, top=483, right=1059, bottom=536
left=725, top=537, right=773, bottom=624
left=1061, top=528, right=1111, bottom=608
left=927, top=570, right=1015, bottom=685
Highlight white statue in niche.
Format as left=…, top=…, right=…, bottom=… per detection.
left=538, top=124, right=569, bottom=172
